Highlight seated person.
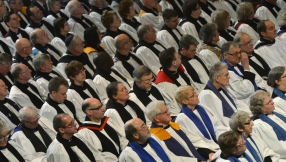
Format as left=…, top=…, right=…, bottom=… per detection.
left=147, top=100, right=217, bottom=161
left=78, top=98, right=129, bottom=162
left=230, top=110, right=280, bottom=161
left=139, top=0, right=163, bottom=30
left=46, top=0, right=69, bottom=23
left=40, top=77, right=81, bottom=124
left=46, top=113, right=101, bottom=161
left=11, top=106, right=56, bottom=157
left=118, top=0, right=141, bottom=32
left=0, top=53, right=14, bottom=90
left=0, top=0, right=9, bottom=37
left=8, top=0, right=29, bottom=29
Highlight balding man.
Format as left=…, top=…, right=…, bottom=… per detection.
left=0, top=53, right=14, bottom=90
left=11, top=106, right=56, bottom=157
left=9, top=63, right=46, bottom=109
left=57, top=35, right=96, bottom=79
left=30, top=28, right=62, bottom=66
left=134, top=24, right=167, bottom=75
left=113, top=34, right=143, bottom=81
left=66, top=0, right=96, bottom=41
left=77, top=98, right=128, bottom=162
left=14, top=38, right=35, bottom=76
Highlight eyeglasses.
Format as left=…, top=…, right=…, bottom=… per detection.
left=22, top=44, right=33, bottom=50
left=240, top=39, right=253, bottom=46
left=243, top=120, right=253, bottom=125
left=137, top=124, right=148, bottom=131
left=0, top=130, right=11, bottom=142
left=226, top=51, right=242, bottom=57
left=21, top=68, right=30, bottom=74
left=141, top=76, right=154, bottom=84
left=25, top=115, right=41, bottom=125
left=63, top=119, right=76, bottom=128
left=188, top=92, right=196, bottom=98
left=88, top=104, right=104, bottom=111
left=156, top=110, right=169, bottom=116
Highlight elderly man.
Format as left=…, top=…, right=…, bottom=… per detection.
left=254, top=20, right=286, bottom=68
left=9, top=63, right=46, bottom=109
left=179, top=34, right=210, bottom=85
left=233, top=32, right=271, bottom=80
left=11, top=106, right=56, bottom=156
left=113, top=34, right=143, bottom=81
left=119, top=118, right=180, bottom=161
left=14, top=38, right=35, bottom=76
left=221, top=42, right=272, bottom=104
left=129, top=65, right=180, bottom=122
left=25, top=5, right=55, bottom=40
left=134, top=24, right=167, bottom=75
left=139, top=0, right=163, bottom=30
left=57, top=35, right=96, bottom=79
left=30, top=28, right=62, bottom=66
left=198, top=62, right=252, bottom=127
left=157, top=9, right=185, bottom=52
left=40, top=77, right=81, bottom=124
left=3, top=11, right=30, bottom=45
left=47, top=113, right=101, bottom=161
left=147, top=100, right=218, bottom=161
left=0, top=53, right=13, bottom=90
left=77, top=98, right=128, bottom=162
left=66, top=0, right=96, bottom=41
left=8, top=0, right=29, bottom=28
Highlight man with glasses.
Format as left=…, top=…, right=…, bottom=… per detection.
left=11, top=106, right=56, bottom=158
left=221, top=41, right=272, bottom=104
left=47, top=113, right=101, bottom=161
left=77, top=98, right=128, bottom=162
left=234, top=32, right=271, bottom=80
left=129, top=65, right=180, bottom=123
left=0, top=53, right=13, bottom=90
left=147, top=100, right=218, bottom=161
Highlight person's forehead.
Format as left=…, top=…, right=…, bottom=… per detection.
left=31, top=6, right=39, bottom=13
left=62, top=115, right=72, bottom=124
left=265, top=21, right=274, bottom=28
left=90, top=99, right=101, bottom=107
left=10, top=14, right=17, bottom=18
left=240, top=34, right=250, bottom=42
left=0, top=79, right=4, bottom=85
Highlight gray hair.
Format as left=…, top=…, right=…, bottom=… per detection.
left=30, top=30, right=39, bottom=45
left=249, top=90, right=270, bottom=118
left=137, top=24, right=152, bottom=40
left=236, top=2, right=254, bottom=21
left=133, top=65, right=152, bottom=82
left=268, top=66, right=285, bottom=88
left=277, top=9, right=286, bottom=27
left=233, top=32, right=248, bottom=45
left=221, top=41, right=239, bottom=57
left=179, top=34, right=199, bottom=50
left=146, top=100, right=165, bottom=122
left=11, top=63, right=23, bottom=80
left=199, top=23, right=218, bottom=44
left=19, top=106, right=38, bottom=121
left=0, top=119, right=10, bottom=135
left=67, top=35, right=81, bottom=50
left=125, top=121, right=138, bottom=141
left=66, top=0, right=78, bottom=13
left=209, top=62, right=228, bottom=82
left=33, top=54, right=51, bottom=72
left=229, top=110, right=250, bottom=132
left=0, top=53, right=12, bottom=65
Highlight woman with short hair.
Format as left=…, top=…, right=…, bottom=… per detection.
left=47, top=0, right=69, bottom=23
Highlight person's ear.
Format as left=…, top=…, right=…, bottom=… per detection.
left=275, top=79, right=281, bottom=86
left=181, top=48, right=187, bottom=55
left=261, top=31, right=267, bottom=37
left=59, top=127, right=65, bottom=134
left=132, top=132, right=139, bottom=140
left=237, top=127, right=244, bottom=133
left=182, top=98, right=188, bottom=105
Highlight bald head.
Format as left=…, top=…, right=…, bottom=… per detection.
left=19, top=106, right=38, bottom=121
left=114, top=34, right=129, bottom=49
left=82, top=98, right=105, bottom=122
left=15, top=38, right=31, bottom=52
left=125, top=118, right=150, bottom=142
left=82, top=98, right=102, bottom=112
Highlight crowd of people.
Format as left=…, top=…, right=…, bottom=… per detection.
left=1, top=0, right=286, bottom=161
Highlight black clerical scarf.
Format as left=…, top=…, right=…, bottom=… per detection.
left=132, top=83, right=165, bottom=106
left=0, top=98, right=20, bottom=125
left=262, top=1, right=280, bottom=17
left=13, top=53, right=35, bottom=76
left=79, top=117, right=120, bottom=157
left=69, top=81, right=100, bottom=101
left=70, top=16, right=95, bottom=29
left=134, top=40, right=166, bottom=57
left=46, top=94, right=82, bottom=125
left=141, top=5, right=159, bottom=16
left=0, top=143, right=25, bottom=162
left=162, top=66, right=191, bottom=86
left=0, top=73, right=13, bottom=91
left=165, top=0, right=183, bottom=18
left=56, top=133, right=96, bottom=162
left=235, top=18, right=260, bottom=32
left=114, top=51, right=143, bottom=77
left=91, top=5, right=112, bottom=15
left=34, top=71, right=61, bottom=81
left=33, top=44, right=62, bottom=66
left=104, top=29, right=138, bottom=46
left=4, top=28, right=29, bottom=43
left=0, top=40, right=11, bottom=56
left=17, top=11, right=29, bottom=29
left=248, top=51, right=271, bottom=79
left=181, top=55, right=209, bottom=84
left=29, top=20, right=55, bottom=37
left=218, top=29, right=236, bottom=41
left=254, top=38, right=276, bottom=49
left=59, top=51, right=95, bottom=79
left=179, top=16, right=207, bottom=35
left=18, top=123, right=52, bottom=153
left=14, top=81, right=44, bottom=109
left=55, top=33, right=73, bottom=42
left=161, top=24, right=183, bottom=48
left=107, top=99, right=146, bottom=123
left=96, top=68, right=131, bottom=88
left=49, top=10, right=69, bottom=20
left=0, top=21, right=8, bottom=36
left=32, top=1, right=49, bottom=17
left=122, top=18, right=141, bottom=30
left=198, top=0, right=216, bottom=16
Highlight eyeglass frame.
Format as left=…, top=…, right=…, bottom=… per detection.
left=88, top=104, right=104, bottom=111
left=226, top=51, right=242, bottom=57
left=239, top=39, right=253, bottom=47
left=24, top=114, right=41, bottom=125
left=0, top=130, right=12, bottom=142
left=136, top=124, right=149, bottom=131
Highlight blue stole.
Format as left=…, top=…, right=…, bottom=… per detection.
left=129, top=137, right=170, bottom=162
left=273, top=88, right=286, bottom=100
left=259, top=112, right=286, bottom=141
left=242, top=136, right=262, bottom=162
left=206, top=81, right=236, bottom=117
left=181, top=105, right=217, bottom=143
left=227, top=153, right=254, bottom=162
left=223, top=59, right=258, bottom=91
